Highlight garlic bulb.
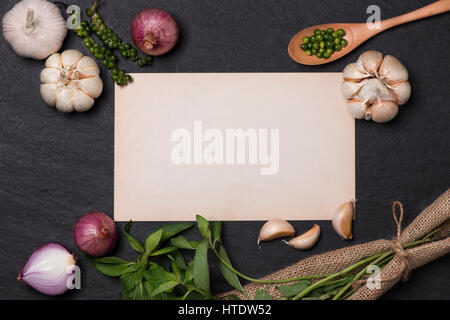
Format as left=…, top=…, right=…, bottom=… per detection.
left=2, top=0, right=68, bottom=60
left=341, top=50, right=411, bottom=123
left=40, top=49, right=103, bottom=113
left=332, top=201, right=355, bottom=240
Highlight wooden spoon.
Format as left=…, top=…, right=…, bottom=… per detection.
left=288, top=0, right=450, bottom=65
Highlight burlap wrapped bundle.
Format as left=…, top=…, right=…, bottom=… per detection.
left=224, top=188, right=450, bottom=300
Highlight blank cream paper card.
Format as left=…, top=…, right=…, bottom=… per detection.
left=115, top=73, right=354, bottom=221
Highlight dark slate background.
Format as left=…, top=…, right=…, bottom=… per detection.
left=0, top=0, right=449, bottom=300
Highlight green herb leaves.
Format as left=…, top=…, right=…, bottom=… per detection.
left=276, top=280, right=310, bottom=298
left=124, top=221, right=145, bottom=253
left=193, top=239, right=211, bottom=297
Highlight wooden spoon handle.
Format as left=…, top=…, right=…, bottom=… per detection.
left=381, top=0, right=450, bottom=30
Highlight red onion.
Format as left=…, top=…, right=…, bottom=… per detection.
left=131, top=8, right=179, bottom=56
left=74, top=212, right=117, bottom=257
left=18, top=243, right=77, bottom=296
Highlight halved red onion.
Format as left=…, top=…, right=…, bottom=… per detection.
left=131, top=8, right=179, bottom=56
left=18, top=243, right=77, bottom=296
left=74, top=212, right=117, bottom=257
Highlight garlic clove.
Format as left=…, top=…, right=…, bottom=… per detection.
left=357, top=50, right=383, bottom=74
left=40, top=83, right=58, bottom=107
left=61, top=49, right=83, bottom=68
left=72, top=90, right=95, bottom=112
left=346, top=99, right=367, bottom=120
left=283, top=224, right=321, bottom=250
left=390, top=81, right=411, bottom=105
left=78, top=77, right=103, bottom=99
left=258, top=219, right=295, bottom=245
left=370, top=100, right=399, bottom=123
left=40, top=68, right=62, bottom=84
left=77, top=56, right=100, bottom=77
left=56, top=87, right=77, bottom=113
left=45, top=53, right=62, bottom=69
left=332, top=201, right=355, bottom=240
left=342, top=63, right=368, bottom=81
left=378, top=55, right=409, bottom=84
left=340, top=81, right=364, bottom=99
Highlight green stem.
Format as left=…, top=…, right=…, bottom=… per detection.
left=209, top=239, right=327, bottom=284
left=332, top=252, right=391, bottom=300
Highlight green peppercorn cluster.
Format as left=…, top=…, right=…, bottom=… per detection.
left=72, top=6, right=152, bottom=86
left=300, top=28, right=347, bottom=59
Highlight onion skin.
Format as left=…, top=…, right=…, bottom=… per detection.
left=74, top=212, right=117, bottom=257
left=131, top=8, right=179, bottom=56
left=18, top=243, right=77, bottom=296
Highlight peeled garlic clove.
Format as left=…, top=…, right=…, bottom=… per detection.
left=258, top=219, right=295, bottom=245
left=332, top=201, right=355, bottom=240
left=346, top=99, right=367, bottom=120
left=342, top=63, right=368, bottom=81
left=371, top=100, right=399, bottom=123
left=357, top=50, right=383, bottom=74
left=284, top=224, right=321, bottom=250
left=390, top=81, right=411, bottom=105
left=340, top=81, right=363, bottom=99
left=378, top=55, right=409, bottom=84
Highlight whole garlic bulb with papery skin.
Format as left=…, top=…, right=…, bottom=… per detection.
left=341, top=50, right=411, bottom=123
left=2, top=0, right=68, bottom=60
left=40, top=49, right=103, bottom=113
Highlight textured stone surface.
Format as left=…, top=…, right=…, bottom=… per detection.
left=0, top=0, right=448, bottom=299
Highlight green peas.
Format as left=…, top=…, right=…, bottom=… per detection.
left=334, top=44, right=342, bottom=51
left=116, top=78, right=124, bottom=86
left=312, top=48, right=318, bottom=55
left=315, top=35, right=323, bottom=41
left=112, top=74, right=119, bottom=81
left=327, top=27, right=334, bottom=33
left=84, top=39, right=92, bottom=47
left=323, top=52, right=330, bottom=59
left=89, top=47, right=95, bottom=54
left=337, top=29, right=345, bottom=37
left=86, top=8, right=93, bottom=17
left=108, top=55, right=117, bottom=62
left=314, top=29, right=321, bottom=36
left=305, top=49, right=312, bottom=56
left=334, top=38, right=341, bottom=45
left=312, top=42, right=319, bottom=50
left=326, top=48, right=334, bottom=55
left=307, top=43, right=312, bottom=49
left=121, top=50, right=129, bottom=58
left=317, top=52, right=323, bottom=58
left=124, top=44, right=131, bottom=50
left=125, top=75, right=132, bottom=83
left=130, top=56, right=138, bottom=62
left=303, top=36, right=310, bottom=44
left=102, top=59, right=108, bottom=66
left=341, top=39, right=348, bottom=47
left=118, top=70, right=125, bottom=77
left=111, top=68, right=119, bottom=75
left=300, top=44, right=307, bottom=51
left=319, top=41, right=325, bottom=48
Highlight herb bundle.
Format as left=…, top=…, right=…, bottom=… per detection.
left=91, top=194, right=450, bottom=300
